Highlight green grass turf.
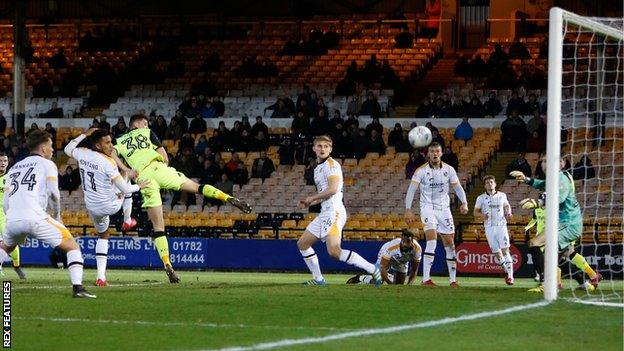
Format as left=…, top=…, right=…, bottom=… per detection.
left=8, top=268, right=623, bottom=351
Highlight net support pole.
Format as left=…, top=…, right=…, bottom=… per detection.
left=544, top=7, right=564, bottom=302
left=12, top=0, right=26, bottom=138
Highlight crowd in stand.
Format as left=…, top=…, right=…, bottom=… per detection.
left=335, top=54, right=401, bottom=96
left=279, top=27, right=340, bottom=56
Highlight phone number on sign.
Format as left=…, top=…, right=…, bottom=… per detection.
left=171, top=241, right=203, bottom=251
left=169, top=254, right=205, bottom=264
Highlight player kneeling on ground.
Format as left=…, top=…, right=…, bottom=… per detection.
left=347, top=230, right=421, bottom=285
left=473, top=175, right=515, bottom=285
left=0, top=130, right=95, bottom=298
left=0, top=152, right=26, bottom=279
left=510, top=154, right=602, bottom=292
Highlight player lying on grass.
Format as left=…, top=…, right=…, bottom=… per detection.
left=64, top=128, right=148, bottom=286
left=0, top=130, right=95, bottom=298
left=112, top=114, right=252, bottom=283
left=404, top=142, right=468, bottom=287
left=510, top=154, right=602, bottom=292
left=347, top=229, right=421, bottom=285
left=473, top=175, right=514, bottom=285
left=297, top=135, right=381, bottom=286
left=0, top=152, right=26, bottom=279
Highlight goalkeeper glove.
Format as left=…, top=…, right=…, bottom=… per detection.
left=509, top=171, right=527, bottom=183
left=520, top=198, right=539, bottom=210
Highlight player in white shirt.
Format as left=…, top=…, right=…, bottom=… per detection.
left=64, top=128, right=148, bottom=286
left=404, top=142, right=468, bottom=287
left=0, top=130, right=95, bottom=298
left=473, top=175, right=514, bottom=285
left=297, top=135, right=381, bottom=286
left=347, top=230, right=422, bottom=285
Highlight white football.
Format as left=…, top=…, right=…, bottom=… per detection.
left=408, top=126, right=432, bottom=148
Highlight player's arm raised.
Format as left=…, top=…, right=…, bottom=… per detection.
left=299, top=175, right=339, bottom=208
left=63, top=127, right=97, bottom=158
left=404, top=179, right=419, bottom=225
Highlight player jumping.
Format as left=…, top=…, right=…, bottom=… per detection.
left=0, top=152, right=26, bottom=279
left=297, top=135, right=382, bottom=286
left=405, top=142, right=468, bottom=287
left=347, top=229, right=421, bottom=285
left=473, top=175, right=514, bottom=285
left=511, top=154, right=602, bottom=292
left=0, top=130, right=95, bottom=298
left=112, top=115, right=252, bottom=283
left=64, top=128, right=148, bottom=286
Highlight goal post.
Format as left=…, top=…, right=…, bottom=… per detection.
left=545, top=7, right=624, bottom=304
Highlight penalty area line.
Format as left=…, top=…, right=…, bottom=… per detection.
left=204, top=301, right=551, bottom=351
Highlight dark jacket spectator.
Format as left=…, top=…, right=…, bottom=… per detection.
left=270, top=99, right=293, bottom=118
left=291, top=112, right=310, bottom=136
left=467, top=98, right=485, bottom=118
left=484, top=92, right=503, bottom=117
left=189, top=114, right=208, bottom=134
left=251, top=131, right=268, bottom=151
left=41, top=102, right=64, bottom=118
left=59, top=166, right=80, bottom=192
left=251, top=151, right=275, bottom=179
left=505, top=153, right=532, bottom=178
left=200, top=102, right=217, bottom=118
left=200, top=159, right=221, bottom=185
left=508, top=39, right=531, bottom=59
left=365, top=117, right=384, bottom=138
left=171, top=111, right=189, bottom=133
left=506, top=92, right=525, bottom=115
left=415, top=100, right=432, bottom=118
left=430, top=129, right=445, bottom=149
left=215, top=173, right=234, bottom=196
left=352, top=129, right=369, bottom=159
left=195, top=135, right=209, bottom=155
left=152, top=116, right=168, bottom=141
left=395, top=29, right=414, bottom=49
left=500, top=111, right=527, bottom=151
left=405, top=151, right=426, bottom=179
left=172, top=147, right=200, bottom=179
left=48, top=48, right=68, bottom=69
left=454, top=117, right=473, bottom=141
left=395, top=130, right=413, bottom=153
left=526, top=111, right=545, bottom=135
left=295, top=140, right=314, bottom=165
left=441, top=146, right=459, bottom=171
left=359, top=92, right=382, bottom=117
left=469, top=55, right=487, bottom=79
left=278, top=138, right=295, bottom=165
left=572, top=155, right=596, bottom=181
left=304, top=159, right=317, bottom=185
left=388, top=123, right=404, bottom=147
left=310, top=110, right=331, bottom=136
left=366, top=130, right=386, bottom=154
left=231, top=163, right=249, bottom=186
left=44, top=123, right=57, bottom=144
left=524, top=94, right=541, bottom=116
left=526, top=131, right=546, bottom=153
left=251, top=116, right=269, bottom=137
left=344, top=114, right=359, bottom=131
left=166, top=118, right=185, bottom=141
left=179, top=134, right=196, bottom=154
left=329, top=110, right=343, bottom=131
left=33, top=78, right=54, bottom=98
left=0, top=113, right=6, bottom=135
left=212, top=97, right=225, bottom=117
left=112, top=118, right=127, bottom=138
left=346, top=95, right=361, bottom=116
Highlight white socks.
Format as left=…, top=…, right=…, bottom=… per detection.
left=66, top=249, right=84, bottom=286
left=300, top=248, right=324, bottom=281
left=122, top=195, right=133, bottom=223
left=339, top=249, right=375, bottom=274
left=422, top=240, right=437, bottom=281
left=96, top=238, right=109, bottom=281
left=445, top=246, right=457, bottom=283
left=504, top=252, right=514, bottom=279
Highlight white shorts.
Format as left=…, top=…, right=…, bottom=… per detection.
left=88, top=199, right=123, bottom=234
left=420, top=207, right=455, bottom=234
left=4, top=217, right=72, bottom=248
left=305, top=211, right=346, bottom=242
left=484, top=226, right=510, bottom=252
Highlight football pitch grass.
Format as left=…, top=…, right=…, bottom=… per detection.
left=10, top=268, right=623, bottom=351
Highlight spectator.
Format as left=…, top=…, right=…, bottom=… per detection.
left=291, top=111, right=310, bottom=137
left=251, top=131, right=268, bottom=151
left=98, top=117, right=111, bottom=132
left=483, top=92, right=503, bottom=117
left=189, top=114, right=207, bottom=134
left=172, top=147, right=201, bottom=179
left=179, top=133, right=195, bottom=152
left=488, top=44, right=509, bottom=69
left=395, top=130, right=413, bottom=153
left=251, top=151, right=275, bottom=179
left=48, top=48, right=67, bottom=69
left=524, top=94, right=541, bottom=115
left=454, top=54, right=470, bottom=77
left=365, top=116, right=384, bottom=137
left=310, top=109, right=331, bottom=136
left=500, top=110, right=527, bottom=151
left=0, top=112, right=5, bottom=134
left=278, top=138, right=295, bottom=165
left=226, top=153, right=243, bottom=173
left=508, top=39, right=531, bottom=59
left=270, top=99, right=293, bottom=118
left=193, top=136, right=208, bottom=156
left=506, top=92, right=526, bottom=115
left=181, top=98, right=201, bottom=119
left=295, top=139, right=314, bottom=165
left=200, top=159, right=221, bottom=185
left=534, top=159, right=546, bottom=179
left=526, top=131, right=546, bottom=153
left=171, top=110, right=189, bottom=133
left=366, top=129, right=386, bottom=154
left=388, top=123, right=404, bottom=147
left=469, top=54, right=487, bottom=80
left=151, top=115, right=168, bottom=141
left=33, top=77, right=54, bottom=98
left=344, top=113, right=359, bottom=131
left=166, top=117, right=185, bottom=141
left=467, top=97, right=485, bottom=118
left=441, top=146, right=459, bottom=171
left=423, top=0, right=441, bottom=38
left=405, top=150, right=426, bottom=179
left=352, top=128, right=368, bottom=159
left=44, top=123, right=57, bottom=144
left=25, top=123, right=40, bottom=137
left=208, top=130, right=226, bottom=152
left=572, top=155, right=596, bottom=181
left=430, top=129, right=445, bottom=149
left=359, top=91, right=382, bottom=117
left=395, top=28, right=414, bottom=48
left=251, top=116, right=269, bottom=137
left=505, top=153, right=532, bottom=178
left=454, top=116, right=473, bottom=142
left=59, top=166, right=80, bottom=192
left=112, top=117, right=127, bottom=138
left=304, top=158, right=317, bottom=185
left=231, top=163, right=249, bottom=186
left=526, top=110, right=545, bottom=136
left=212, top=97, right=225, bottom=117
left=346, top=94, right=361, bottom=116
left=214, top=173, right=234, bottom=198
left=200, top=101, right=217, bottom=118
left=329, top=110, right=343, bottom=131
left=41, top=102, right=64, bottom=118
left=415, top=99, right=432, bottom=118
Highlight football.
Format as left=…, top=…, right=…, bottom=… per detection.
left=408, top=126, right=432, bottom=148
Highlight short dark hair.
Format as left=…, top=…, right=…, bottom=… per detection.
left=88, top=129, right=111, bottom=147
left=401, top=229, right=415, bottom=239
left=0, top=151, right=7, bottom=158
left=26, top=130, right=52, bottom=151
left=483, top=175, right=496, bottom=183
left=428, top=142, right=442, bottom=149
left=129, top=114, right=148, bottom=125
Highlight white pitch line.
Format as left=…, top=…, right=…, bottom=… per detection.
left=566, top=298, right=624, bottom=308
left=203, top=301, right=551, bottom=351
left=14, top=316, right=351, bottom=332
left=11, top=282, right=164, bottom=290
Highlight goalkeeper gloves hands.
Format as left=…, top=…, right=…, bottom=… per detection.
left=509, top=171, right=527, bottom=183
left=520, top=198, right=540, bottom=210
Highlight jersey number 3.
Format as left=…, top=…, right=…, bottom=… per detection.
left=123, top=135, right=150, bottom=157
left=8, top=167, right=37, bottom=196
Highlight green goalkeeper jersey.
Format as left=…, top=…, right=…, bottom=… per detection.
left=529, top=171, right=582, bottom=225
left=525, top=207, right=545, bottom=235
left=114, top=128, right=164, bottom=172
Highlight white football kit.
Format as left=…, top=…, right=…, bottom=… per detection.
left=474, top=191, right=511, bottom=252
left=377, top=238, right=422, bottom=273
left=411, top=162, right=460, bottom=233
left=305, top=157, right=347, bottom=242
left=4, top=155, right=71, bottom=247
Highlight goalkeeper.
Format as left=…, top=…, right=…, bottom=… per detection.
left=113, top=114, right=252, bottom=284
left=511, top=154, right=602, bottom=291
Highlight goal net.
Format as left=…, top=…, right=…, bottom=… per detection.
left=545, top=7, right=623, bottom=306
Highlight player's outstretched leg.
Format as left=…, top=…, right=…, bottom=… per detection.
left=146, top=205, right=180, bottom=283
left=181, top=181, right=252, bottom=213
left=569, top=251, right=602, bottom=288
left=10, top=246, right=26, bottom=280
left=297, top=231, right=325, bottom=285
left=327, top=235, right=381, bottom=287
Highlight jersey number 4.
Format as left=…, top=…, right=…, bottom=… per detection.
left=122, top=135, right=150, bottom=157
left=8, top=167, right=37, bottom=196
left=79, top=169, right=97, bottom=192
